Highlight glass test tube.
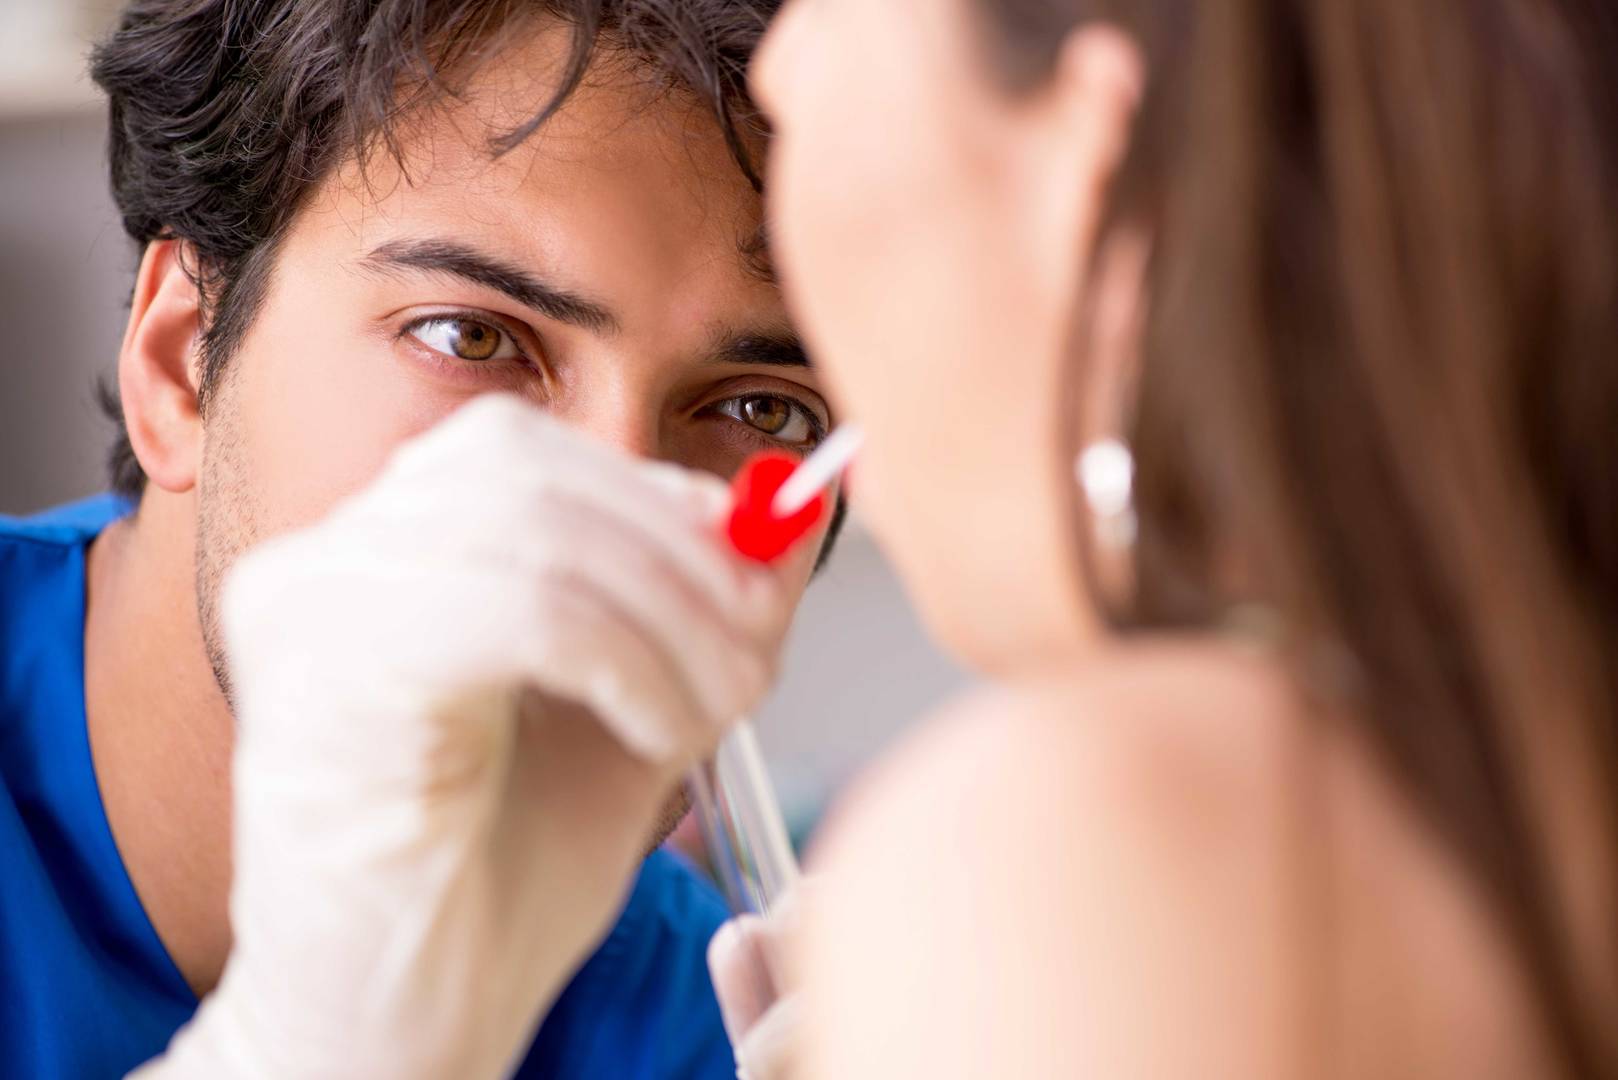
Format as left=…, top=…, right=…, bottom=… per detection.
left=686, top=720, right=799, bottom=1004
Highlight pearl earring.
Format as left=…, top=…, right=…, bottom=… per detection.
left=1077, top=438, right=1137, bottom=551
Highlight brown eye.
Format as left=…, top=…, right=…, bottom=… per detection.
left=449, top=319, right=500, bottom=361
left=407, top=316, right=519, bottom=363
left=742, top=396, right=792, bottom=435
left=716, top=393, right=819, bottom=446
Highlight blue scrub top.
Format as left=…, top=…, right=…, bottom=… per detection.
left=0, top=496, right=735, bottom=1078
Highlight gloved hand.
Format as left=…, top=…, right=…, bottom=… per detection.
left=709, top=907, right=804, bottom=1080
left=132, top=394, right=797, bottom=1079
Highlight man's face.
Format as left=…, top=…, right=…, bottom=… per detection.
left=193, top=24, right=829, bottom=689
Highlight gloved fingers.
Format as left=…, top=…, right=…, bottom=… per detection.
left=426, top=484, right=777, bottom=651
left=370, top=393, right=792, bottom=637
left=380, top=486, right=779, bottom=729
left=709, top=915, right=778, bottom=1045
left=381, top=394, right=727, bottom=544
left=357, top=441, right=789, bottom=648
left=733, top=996, right=802, bottom=1080
left=506, top=576, right=712, bottom=762
left=711, top=915, right=803, bottom=1080
left=509, top=501, right=776, bottom=722
left=223, top=530, right=755, bottom=770
left=538, top=485, right=792, bottom=646
left=512, top=470, right=789, bottom=646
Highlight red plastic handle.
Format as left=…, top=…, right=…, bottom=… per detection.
left=725, top=452, right=828, bottom=563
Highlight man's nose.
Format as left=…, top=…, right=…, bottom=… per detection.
left=546, top=386, right=663, bottom=463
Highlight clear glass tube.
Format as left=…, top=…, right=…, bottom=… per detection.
left=686, top=721, right=799, bottom=1008
left=688, top=720, right=799, bottom=916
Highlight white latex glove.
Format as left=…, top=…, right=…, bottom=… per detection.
left=709, top=910, right=803, bottom=1080
left=133, top=394, right=796, bottom=1080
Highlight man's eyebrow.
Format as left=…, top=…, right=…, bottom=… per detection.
left=711, top=332, right=811, bottom=369
left=361, top=238, right=619, bottom=334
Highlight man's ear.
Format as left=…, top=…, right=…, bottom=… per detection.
left=119, top=239, right=206, bottom=493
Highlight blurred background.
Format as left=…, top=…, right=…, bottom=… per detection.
left=0, top=0, right=968, bottom=841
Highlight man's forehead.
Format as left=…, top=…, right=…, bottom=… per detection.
left=300, top=26, right=769, bottom=284
left=327, top=21, right=757, bottom=211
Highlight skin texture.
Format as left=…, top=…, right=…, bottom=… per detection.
left=86, top=22, right=828, bottom=998
left=753, top=0, right=1556, bottom=1075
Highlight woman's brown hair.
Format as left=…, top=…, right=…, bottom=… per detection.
left=981, top=0, right=1618, bottom=1075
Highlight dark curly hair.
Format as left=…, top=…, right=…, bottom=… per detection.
left=90, top=0, right=780, bottom=498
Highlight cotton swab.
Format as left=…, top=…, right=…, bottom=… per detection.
left=771, top=423, right=865, bottom=517
left=725, top=424, right=865, bottom=563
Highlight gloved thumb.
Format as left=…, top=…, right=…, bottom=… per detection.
left=709, top=915, right=800, bottom=1080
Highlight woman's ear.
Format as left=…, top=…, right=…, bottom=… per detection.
left=119, top=239, right=205, bottom=494
left=1019, top=25, right=1145, bottom=300
left=1049, top=24, right=1144, bottom=165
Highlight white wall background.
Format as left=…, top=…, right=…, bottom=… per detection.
left=0, top=3, right=969, bottom=825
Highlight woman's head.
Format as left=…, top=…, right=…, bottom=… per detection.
left=757, top=0, right=1618, bottom=1071
left=752, top=0, right=1146, bottom=675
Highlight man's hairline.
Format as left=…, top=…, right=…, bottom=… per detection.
left=193, top=51, right=776, bottom=409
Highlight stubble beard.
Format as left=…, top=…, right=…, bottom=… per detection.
left=194, top=392, right=257, bottom=719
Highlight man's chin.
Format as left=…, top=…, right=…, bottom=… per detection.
left=647, top=783, right=693, bottom=858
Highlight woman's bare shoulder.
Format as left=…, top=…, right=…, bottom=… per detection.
left=799, top=640, right=1552, bottom=1079
left=820, top=638, right=1305, bottom=861
left=799, top=640, right=1314, bottom=1079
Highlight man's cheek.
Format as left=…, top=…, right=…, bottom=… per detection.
left=781, top=510, right=834, bottom=601
left=236, top=337, right=459, bottom=533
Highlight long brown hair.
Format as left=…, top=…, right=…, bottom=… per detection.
left=981, top=0, right=1618, bottom=1075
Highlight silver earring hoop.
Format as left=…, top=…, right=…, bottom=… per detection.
left=1077, top=438, right=1137, bottom=552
